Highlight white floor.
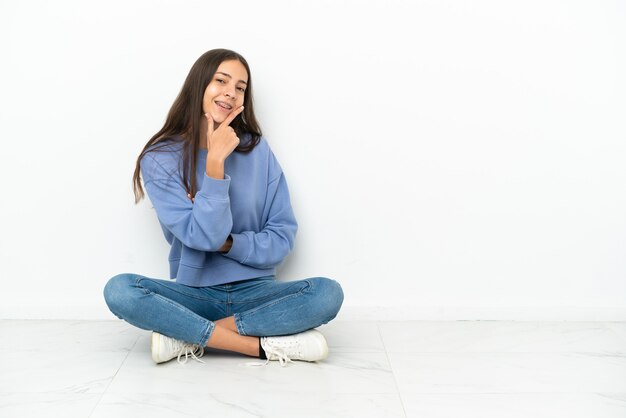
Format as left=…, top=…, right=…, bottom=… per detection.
left=1, top=320, right=625, bottom=417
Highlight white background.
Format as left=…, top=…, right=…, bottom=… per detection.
left=1, top=0, right=624, bottom=320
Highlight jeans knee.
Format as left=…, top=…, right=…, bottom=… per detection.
left=103, top=273, right=136, bottom=317
left=312, top=277, right=344, bottom=321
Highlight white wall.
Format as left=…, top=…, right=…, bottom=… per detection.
left=1, top=0, right=625, bottom=320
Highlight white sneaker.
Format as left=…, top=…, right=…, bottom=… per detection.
left=260, top=329, right=329, bottom=366
left=151, top=332, right=205, bottom=365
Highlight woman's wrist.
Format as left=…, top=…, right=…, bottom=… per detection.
left=205, top=157, right=225, bottom=179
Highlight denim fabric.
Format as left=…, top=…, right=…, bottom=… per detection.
left=103, top=274, right=344, bottom=347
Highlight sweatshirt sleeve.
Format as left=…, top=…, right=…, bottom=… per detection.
left=141, top=153, right=233, bottom=252
left=224, top=163, right=298, bottom=269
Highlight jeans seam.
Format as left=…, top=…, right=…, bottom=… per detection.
left=231, top=280, right=307, bottom=305
left=226, top=289, right=232, bottom=317
left=134, top=277, right=223, bottom=303
left=236, top=280, right=312, bottom=327
left=199, top=321, right=215, bottom=347
left=234, top=313, right=246, bottom=336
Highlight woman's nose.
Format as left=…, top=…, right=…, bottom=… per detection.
left=224, top=88, right=236, bottom=99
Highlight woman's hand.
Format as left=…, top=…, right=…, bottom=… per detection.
left=217, top=235, right=233, bottom=253
left=205, top=106, right=244, bottom=164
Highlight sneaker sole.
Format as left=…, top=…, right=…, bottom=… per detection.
left=304, top=329, right=329, bottom=361
left=151, top=332, right=164, bottom=364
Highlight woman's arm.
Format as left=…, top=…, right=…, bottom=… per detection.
left=142, top=153, right=234, bottom=252
left=142, top=109, right=244, bottom=252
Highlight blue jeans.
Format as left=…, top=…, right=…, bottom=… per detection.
left=103, top=274, right=344, bottom=347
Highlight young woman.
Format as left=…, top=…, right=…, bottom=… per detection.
left=103, top=49, right=344, bottom=366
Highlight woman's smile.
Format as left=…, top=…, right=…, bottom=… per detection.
left=215, top=100, right=233, bottom=112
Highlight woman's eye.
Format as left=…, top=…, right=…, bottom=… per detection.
left=216, top=79, right=225, bottom=84
left=237, top=87, right=246, bottom=92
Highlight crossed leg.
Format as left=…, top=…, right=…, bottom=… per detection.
left=104, top=274, right=343, bottom=359
left=208, top=317, right=259, bottom=357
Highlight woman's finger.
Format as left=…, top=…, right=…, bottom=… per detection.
left=205, top=113, right=214, bottom=138
left=220, top=106, right=244, bottom=129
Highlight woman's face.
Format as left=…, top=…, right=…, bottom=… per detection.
left=202, top=59, right=248, bottom=126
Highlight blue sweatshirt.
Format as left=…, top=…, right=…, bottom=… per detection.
left=140, top=136, right=298, bottom=287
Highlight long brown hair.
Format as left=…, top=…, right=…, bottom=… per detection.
left=132, top=49, right=262, bottom=203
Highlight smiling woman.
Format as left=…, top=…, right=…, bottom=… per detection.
left=102, top=49, right=344, bottom=366
left=132, top=49, right=262, bottom=203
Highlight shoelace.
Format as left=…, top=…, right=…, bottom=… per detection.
left=265, top=346, right=294, bottom=367
left=244, top=348, right=294, bottom=367
left=245, top=339, right=297, bottom=367
left=176, top=344, right=206, bottom=365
